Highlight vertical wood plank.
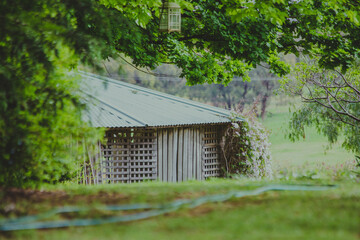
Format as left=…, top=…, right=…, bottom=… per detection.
left=196, top=128, right=201, bottom=179
left=153, top=129, right=158, bottom=181
left=172, top=128, right=178, bottom=182
left=188, top=128, right=193, bottom=180
left=191, top=129, right=194, bottom=179
left=193, top=129, right=197, bottom=179
left=193, top=129, right=197, bottom=178
left=98, top=141, right=103, bottom=184
left=177, top=128, right=183, bottom=182
left=158, top=129, right=163, bottom=181
left=168, top=129, right=173, bottom=182
left=193, top=128, right=197, bottom=179
left=163, top=129, right=168, bottom=182
left=200, top=127, right=205, bottom=180
left=183, top=128, right=188, bottom=181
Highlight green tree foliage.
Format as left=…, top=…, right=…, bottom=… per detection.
left=107, top=0, right=287, bottom=85
left=102, top=0, right=360, bottom=85
left=280, top=58, right=360, bottom=154
left=0, top=0, right=123, bottom=187
left=225, top=0, right=360, bottom=71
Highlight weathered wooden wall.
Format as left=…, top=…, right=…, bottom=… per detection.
left=157, top=127, right=203, bottom=182
left=157, top=125, right=223, bottom=181
left=98, top=124, right=225, bottom=184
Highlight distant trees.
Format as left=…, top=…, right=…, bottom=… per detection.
left=100, top=58, right=280, bottom=119
left=280, top=59, right=360, bottom=154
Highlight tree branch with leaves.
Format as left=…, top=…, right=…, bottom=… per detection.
left=280, top=58, right=360, bottom=154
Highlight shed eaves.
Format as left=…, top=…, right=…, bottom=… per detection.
left=80, top=71, right=242, bottom=128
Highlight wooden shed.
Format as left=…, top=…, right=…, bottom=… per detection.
left=81, top=72, right=242, bottom=183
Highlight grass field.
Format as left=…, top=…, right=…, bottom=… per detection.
left=1, top=180, right=359, bottom=240
left=262, top=98, right=355, bottom=172
left=1, top=98, right=359, bottom=240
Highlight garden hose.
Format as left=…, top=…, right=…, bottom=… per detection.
left=0, top=184, right=336, bottom=231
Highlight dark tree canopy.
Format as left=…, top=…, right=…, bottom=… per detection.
left=106, top=0, right=360, bottom=84
left=0, top=0, right=121, bottom=186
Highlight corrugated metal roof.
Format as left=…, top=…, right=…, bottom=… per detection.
left=80, top=71, right=242, bottom=128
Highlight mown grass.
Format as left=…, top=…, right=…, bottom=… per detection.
left=262, top=98, right=355, bottom=172
left=1, top=179, right=360, bottom=240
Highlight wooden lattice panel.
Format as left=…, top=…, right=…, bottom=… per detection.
left=202, top=126, right=221, bottom=178
left=101, top=128, right=157, bottom=183
left=129, top=129, right=157, bottom=183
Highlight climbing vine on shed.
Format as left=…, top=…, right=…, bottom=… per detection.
left=221, top=113, right=272, bottom=178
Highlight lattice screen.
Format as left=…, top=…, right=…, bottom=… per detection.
left=202, top=126, right=222, bottom=178
left=101, top=128, right=157, bottom=183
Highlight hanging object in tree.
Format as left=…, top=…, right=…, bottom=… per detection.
left=159, top=1, right=181, bottom=33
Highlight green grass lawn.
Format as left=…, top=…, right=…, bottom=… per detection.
left=1, top=180, right=359, bottom=240
left=262, top=99, right=355, bottom=172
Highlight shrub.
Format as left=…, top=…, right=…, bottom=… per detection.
left=0, top=68, right=104, bottom=188
left=221, top=112, right=272, bottom=178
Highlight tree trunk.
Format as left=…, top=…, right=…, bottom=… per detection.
left=260, top=80, right=271, bottom=120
